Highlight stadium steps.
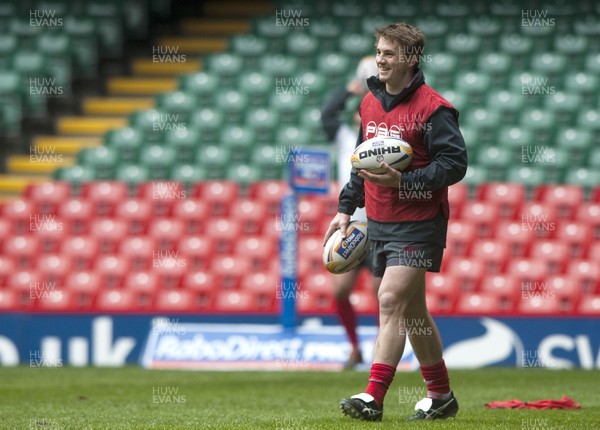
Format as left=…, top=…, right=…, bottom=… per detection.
left=5, top=154, right=75, bottom=175
left=180, top=19, right=251, bottom=35
left=82, top=97, right=155, bottom=115
left=106, top=77, right=179, bottom=96
left=56, top=117, right=128, bottom=135
left=203, top=0, right=274, bottom=17
left=130, top=58, right=202, bottom=76
left=155, top=37, right=228, bottom=55
left=0, top=175, right=47, bottom=201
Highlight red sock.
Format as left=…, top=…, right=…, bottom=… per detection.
left=335, top=298, right=359, bottom=350
left=420, top=360, right=451, bottom=400
left=364, top=363, right=396, bottom=406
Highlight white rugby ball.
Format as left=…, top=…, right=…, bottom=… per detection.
left=323, top=221, right=368, bottom=274
left=351, top=136, right=413, bottom=174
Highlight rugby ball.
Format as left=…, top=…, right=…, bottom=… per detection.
left=323, top=221, right=368, bottom=274
left=351, top=136, right=413, bottom=174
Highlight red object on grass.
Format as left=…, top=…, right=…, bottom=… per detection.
left=484, top=396, right=580, bottom=409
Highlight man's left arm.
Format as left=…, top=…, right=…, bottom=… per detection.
left=400, top=107, right=468, bottom=191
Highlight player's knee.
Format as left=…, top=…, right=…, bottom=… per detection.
left=378, top=291, right=405, bottom=316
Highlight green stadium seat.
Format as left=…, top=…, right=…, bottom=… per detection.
left=520, top=109, right=556, bottom=145
left=8, top=18, right=41, bottom=49
left=171, top=164, right=206, bottom=186
left=206, top=53, right=243, bottom=87
left=588, top=148, right=600, bottom=171
left=276, top=126, right=311, bottom=148
left=539, top=147, right=568, bottom=184
left=140, top=144, right=177, bottom=180
left=36, top=33, right=72, bottom=95
left=63, top=16, right=99, bottom=78
left=462, top=165, right=489, bottom=189
left=577, top=109, right=600, bottom=145
left=227, top=164, right=261, bottom=185
left=454, top=72, right=491, bottom=106
left=458, top=126, right=479, bottom=161
left=440, top=90, right=467, bottom=115
left=245, top=108, right=279, bottom=144
left=0, top=34, right=17, bottom=68
left=269, top=92, right=303, bottom=124
left=189, top=108, right=224, bottom=144
left=499, top=34, right=533, bottom=69
left=308, top=17, right=342, bottom=52
left=54, top=165, right=96, bottom=190
left=261, top=54, right=298, bottom=77
left=254, top=17, right=289, bottom=53
left=220, top=126, right=254, bottom=163
left=104, top=126, right=143, bottom=162
left=156, top=91, right=197, bottom=121
left=584, top=53, right=600, bottom=74
left=467, top=16, right=501, bottom=51
left=554, top=34, right=588, bottom=68
left=477, top=52, right=512, bottom=87
left=166, top=127, right=202, bottom=163
left=505, top=166, right=546, bottom=188
left=565, top=168, right=600, bottom=190
left=487, top=90, right=525, bottom=123
left=509, top=71, right=552, bottom=108
left=296, top=71, right=327, bottom=106
left=0, top=70, right=22, bottom=136
left=129, top=109, right=168, bottom=143
left=215, top=90, right=248, bottom=124
left=445, top=34, right=480, bottom=69
left=116, top=164, right=149, bottom=188
left=544, top=92, right=580, bottom=126
left=9, top=50, right=50, bottom=117
left=489, top=1, right=522, bottom=33
left=384, top=1, right=419, bottom=20
left=362, top=16, right=390, bottom=35
left=463, top=108, right=502, bottom=145
left=331, top=2, right=365, bottom=33
left=286, top=32, right=318, bottom=68
left=339, top=33, right=372, bottom=58
left=520, top=24, right=556, bottom=53
left=476, top=146, right=511, bottom=181
left=179, top=72, right=219, bottom=107
left=530, top=53, right=567, bottom=86
left=299, top=106, right=327, bottom=144
left=250, top=145, right=284, bottom=180
left=565, top=72, right=598, bottom=107
left=423, top=52, right=457, bottom=89
left=555, top=128, right=592, bottom=165
left=317, top=53, right=350, bottom=89
left=86, top=2, right=124, bottom=57
left=415, top=16, right=449, bottom=52
left=77, top=146, right=119, bottom=180
left=239, top=72, right=272, bottom=107
left=197, top=145, right=230, bottom=179
left=230, top=34, right=268, bottom=69
left=497, top=126, right=534, bottom=164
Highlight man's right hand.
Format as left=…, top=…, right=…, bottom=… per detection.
left=323, top=212, right=351, bottom=246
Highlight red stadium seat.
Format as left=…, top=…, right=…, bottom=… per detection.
left=2, top=199, right=37, bottom=234
left=456, top=292, right=502, bottom=314
left=519, top=202, right=558, bottom=239
left=446, top=257, right=485, bottom=291
left=151, top=252, right=187, bottom=289
left=95, top=290, right=140, bottom=311
left=80, top=181, right=129, bottom=216
left=495, top=221, right=534, bottom=257
left=296, top=198, right=324, bottom=235
left=577, top=295, right=600, bottom=315
left=0, top=290, right=18, bottom=311
left=349, top=289, right=378, bottom=314
left=574, top=203, right=600, bottom=239
left=0, top=256, right=15, bottom=286
left=171, top=199, right=209, bottom=234
left=7, top=270, right=40, bottom=309
left=155, top=290, right=197, bottom=312
left=124, top=271, right=160, bottom=305
left=3, top=235, right=40, bottom=269
left=297, top=236, right=324, bottom=273
left=518, top=296, right=561, bottom=314
left=118, top=236, right=155, bottom=271
left=210, top=255, right=251, bottom=289
left=57, top=198, right=93, bottom=235
left=181, top=270, right=216, bottom=310
left=297, top=289, right=335, bottom=314
left=534, top=184, right=584, bottom=220
left=477, top=182, right=525, bottom=219
left=178, top=236, right=214, bottom=270
left=469, top=239, right=509, bottom=274
left=194, top=181, right=239, bottom=216
left=0, top=218, right=11, bottom=240
left=427, top=273, right=459, bottom=311
left=37, top=254, right=72, bottom=286
left=567, top=260, right=600, bottom=294
left=147, top=218, right=185, bottom=251
left=528, top=240, right=569, bottom=274
left=137, top=181, right=186, bottom=216
left=447, top=182, right=468, bottom=216
left=24, top=181, right=71, bottom=215
left=546, top=275, right=581, bottom=312
left=114, top=199, right=153, bottom=235
left=215, top=290, right=254, bottom=312
left=480, top=274, right=519, bottom=311
left=64, top=271, right=101, bottom=308
left=94, top=255, right=130, bottom=288
left=240, top=272, right=278, bottom=312
left=555, top=222, right=592, bottom=258
left=234, top=236, right=276, bottom=271
left=33, top=214, right=67, bottom=253
left=458, top=201, right=499, bottom=238
left=230, top=198, right=268, bottom=235
left=592, top=187, right=600, bottom=203
left=35, top=289, right=74, bottom=311
left=204, top=218, right=242, bottom=254
left=446, top=221, right=476, bottom=257
left=247, top=180, right=289, bottom=215
left=89, top=218, right=128, bottom=254
left=587, top=242, right=600, bottom=262
left=302, top=272, right=333, bottom=295
left=507, top=258, right=548, bottom=287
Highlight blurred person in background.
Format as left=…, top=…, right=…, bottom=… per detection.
left=320, top=56, right=380, bottom=370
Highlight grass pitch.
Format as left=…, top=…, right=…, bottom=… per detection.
left=1, top=367, right=596, bottom=429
